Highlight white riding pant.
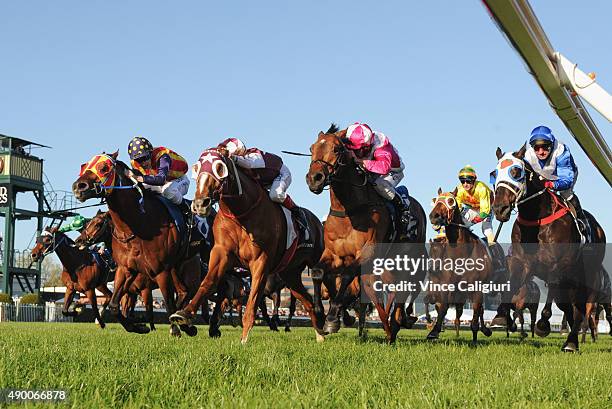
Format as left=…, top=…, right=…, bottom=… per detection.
left=269, top=164, right=292, bottom=203
left=461, top=208, right=493, bottom=238
left=143, top=175, right=190, bottom=205
left=373, top=171, right=404, bottom=201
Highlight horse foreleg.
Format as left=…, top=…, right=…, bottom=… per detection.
left=172, top=246, right=229, bottom=323
left=427, top=302, right=448, bottom=340
left=97, top=284, right=112, bottom=321
left=360, top=273, right=393, bottom=342
left=141, top=286, right=156, bottom=331
left=271, top=289, right=282, bottom=329
left=62, top=284, right=77, bottom=317
left=259, top=297, right=275, bottom=331
left=324, top=272, right=356, bottom=334
left=284, top=270, right=325, bottom=342
left=456, top=303, right=464, bottom=338
left=310, top=266, right=325, bottom=323
left=86, top=289, right=104, bottom=329
left=241, top=257, right=268, bottom=344
left=563, top=301, right=585, bottom=353
left=285, top=292, right=296, bottom=332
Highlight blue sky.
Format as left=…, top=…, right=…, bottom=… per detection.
left=1, top=1, right=610, bottom=249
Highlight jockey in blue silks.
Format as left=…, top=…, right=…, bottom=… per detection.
left=523, top=125, right=588, bottom=234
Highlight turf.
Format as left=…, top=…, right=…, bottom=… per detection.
left=0, top=323, right=611, bottom=408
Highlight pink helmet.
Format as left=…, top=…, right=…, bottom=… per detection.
left=219, top=137, right=246, bottom=156
left=346, top=122, right=373, bottom=150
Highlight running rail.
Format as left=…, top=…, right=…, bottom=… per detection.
left=482, top=0, right=612, bottom=185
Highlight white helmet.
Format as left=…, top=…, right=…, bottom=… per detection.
left=219, top=137, right=246, bottom=156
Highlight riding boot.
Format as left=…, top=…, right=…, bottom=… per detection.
left=392, top=195, right=417, bottom=241
left=178, top=200, right=193, bottom=225
left=567, top=195, right=591, bottom=240
left=283, top=196, right=309, bottom=241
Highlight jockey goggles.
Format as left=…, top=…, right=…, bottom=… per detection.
left=459, top=177, right=476, bottom=184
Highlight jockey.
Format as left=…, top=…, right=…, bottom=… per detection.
left=126, top=136, right=190, bottom=209
left=59, top=215, right=88, bottom=234
left=455, top=165, right=496, bottom=245
left=217, top=138, right=306, bottom=228
left=345, top=122, right=417, bottom=241
left=524, top=126, right=587, bottom=234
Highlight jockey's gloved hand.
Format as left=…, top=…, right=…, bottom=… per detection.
left=544, top=181, right=555, bottom=189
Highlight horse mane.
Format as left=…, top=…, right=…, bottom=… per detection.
left=326, top=123, right=340, bottom=134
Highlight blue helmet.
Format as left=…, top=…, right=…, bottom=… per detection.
left=529, top=126, right=556, bottom=147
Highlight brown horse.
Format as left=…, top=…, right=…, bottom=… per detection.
left=31, top=228, right=115, bottom=329
left=170, top=148, right=325, bottom=343
left=72, top=152, right=200, bottom=337
left=428, top=189, right=498, bottom=344
left=492, top=146, right=606, bottom=352
left=306, top=124, right=427, bottom=343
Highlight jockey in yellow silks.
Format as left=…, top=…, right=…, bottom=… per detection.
left=127, top=136, right=190, bottom=205
left=456, top=165, right=495, bottom=245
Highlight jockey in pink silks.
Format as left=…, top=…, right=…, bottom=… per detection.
left=345, top=122, right=417, bottom=240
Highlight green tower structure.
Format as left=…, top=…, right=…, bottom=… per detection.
left=0, top=134, right=76, bottom=296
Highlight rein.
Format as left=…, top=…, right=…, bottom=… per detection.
left=517, top=189, right=569, bottom=227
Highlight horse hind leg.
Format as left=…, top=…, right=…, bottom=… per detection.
left=284, top=269, right=326, bottom=342
left=87, top=289, right=104, bottom=329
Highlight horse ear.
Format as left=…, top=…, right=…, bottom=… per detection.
left=514, top=144, right=526, bottom=159
left=336, top=129, right=347, bottom=138
left=437, top=187, right=442, bottom=195
left=496, top=147, right=503, bottom=159
left=110, top=150, right=119, bottom=160
left=318, top=131, right=324, bottom=138
left=452, top=187, right=458, bottom=196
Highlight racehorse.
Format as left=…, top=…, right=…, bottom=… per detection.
left=72, top=151, right=201, bottom=336
left=169, top=147, right=325, bottom=343
left=428, top=188, right=499, bottom=344
left=492, top=146, right=606, bottom=352
left=306, top=124, right=427, bottom=343
left=31, top=228, right=114, bottom=329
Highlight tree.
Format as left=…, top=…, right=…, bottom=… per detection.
left=41, top=256, right=64, bottom=287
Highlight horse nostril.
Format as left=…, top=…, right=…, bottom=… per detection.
left=314, top=173, right=324, bottom=182
left=202, top=198, right=211, bottom=208
left=77, top=182, right=89, bottom=191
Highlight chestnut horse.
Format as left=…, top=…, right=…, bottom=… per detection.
left=492, top=146, right=606, bottom=352
left=72, top=152, right=200, bottom=336
left=31, top=228, right=115, bottom=329
left=306, top=124, right=427, bottom=343
left=170, top=148, right=325, bottom=343
left=428, top=189, right=498, bottom=344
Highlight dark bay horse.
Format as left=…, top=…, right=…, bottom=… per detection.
left=74, top=210, right=158, bottom=331
left=428, top=189, right=496, bottom=344
left=72, top=152, right=200, bottom=337
left=306, top=124, right=427, bottom=343
left=31, top=228, right=114, bottom=328
left=492, top=146, right=607, bottom=352
left=170, top=148, right=325, bottom=343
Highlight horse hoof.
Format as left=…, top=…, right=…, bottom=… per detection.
left=535, top=320, right=551, bottom=337
left=150, top=325, right=156, bottom=331
left=509, top=322, right=518, bottom=333
left=562, top=342, right=578, bottom=353
left=133, top=324, right=150, bottom=335
left=403, top=315, right=418, bottom=329
left=169, top=311, right=192, bottom=326
left=519, top=331, right=528, bottom=339
left=342, top=314, right=356, bottom=327
left=559, top=329, right=569, bottom=336
left=170, top=325, right=182, bottom=338
left=180, top=325, right=198, bottom=337
left=490, top=315, right=507, bottom=328
left=323, top=319, right=341, bottom=334
left=481, top=327, right=493, bottom=337
left=285, top=327, right=291, bottom=333
left=427, top=332, right=439, bottom=341
left=209, top=328, right=221, bottom=338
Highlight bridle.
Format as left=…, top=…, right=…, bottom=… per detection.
left=494, top=155, right=545, bottom=210
left=432, top=194, right=470, bottom=229
left=310, top=137, right=367, bottom=188
left=36, top=232, right=68, bottom=258
left=79, top=216, right=111, bottom=248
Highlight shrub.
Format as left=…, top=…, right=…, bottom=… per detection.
left=20, top=293, right=43, bottom=305
left=0, top=293, right=13, bottom=304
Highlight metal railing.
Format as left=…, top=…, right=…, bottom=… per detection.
left=0, top=302, right=72, bottom=323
